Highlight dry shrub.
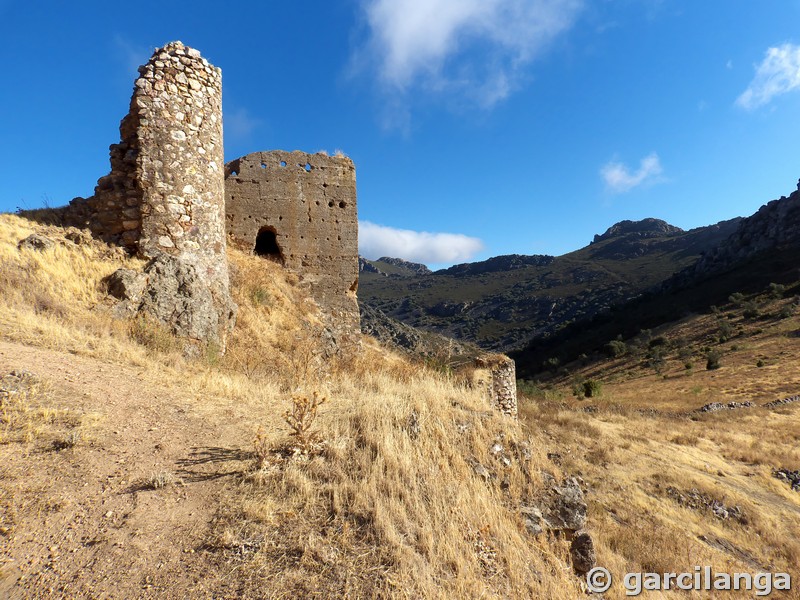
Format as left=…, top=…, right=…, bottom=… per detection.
left=284, top=391, right=327, bottom=454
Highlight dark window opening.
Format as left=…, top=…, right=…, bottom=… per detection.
left=254, top=227, right=284, bottom=264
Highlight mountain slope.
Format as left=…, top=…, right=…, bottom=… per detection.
left=359, top=218, right=741, bottom=352
left=512, top=187, right=800, bottom=377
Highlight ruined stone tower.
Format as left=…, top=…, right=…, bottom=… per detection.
left=224, top=151, right=360, bottom=346
left=65, top=41, right=235, bottom=347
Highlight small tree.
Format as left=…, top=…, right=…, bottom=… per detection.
left=718, top=319, right=733, bottom=342
left=728, top=292, right=745, bottom=306
left=605, top=340, right=627, bottom=358
left=768, top=282, right=786, bottom=299
left=582, top=380, right=602, bottom=398
left=706, top=350, right=722, bottom=370
left=742, top=301, right=760, bottom=320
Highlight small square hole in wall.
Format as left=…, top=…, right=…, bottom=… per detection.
left=261, top=163, right=267, bottom=169
left=280, top=161, right=287, bottom=167
left=304, top=163, right=312, bottom=172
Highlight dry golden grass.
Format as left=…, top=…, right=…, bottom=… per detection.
left=0, top=214, right=582, bottom=599
left=5, top=210, right=797, bottom=598
left=522, top=299, right=800, bottom=598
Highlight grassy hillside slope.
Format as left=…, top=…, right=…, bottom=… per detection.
left=1, top=213, right=798, bottom=599
left=0, top=214, right=579, bottom=599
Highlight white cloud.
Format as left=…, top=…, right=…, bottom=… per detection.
left=359, top=221, right=484, bottom=264
left=600, top=153, right=663, bottom=194
left=355, top=0, right=582, bottom=109
left=736, top=43, right=800, bottom=110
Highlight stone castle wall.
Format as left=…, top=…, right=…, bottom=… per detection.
left=224, top=151, right=360, bottom=344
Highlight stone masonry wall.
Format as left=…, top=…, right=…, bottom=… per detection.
left=472, top=355, right=518, bottom=417
left=224, top=151, right=360, bottom=345
left=64, top=41, right=235, bottom=347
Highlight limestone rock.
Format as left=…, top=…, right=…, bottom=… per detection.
left=138, top=254, right=235, bottom=348
left=523, top=477, right=588, bottom=535
left=18, top=234, right=55, bottom=251
left=106, top=269, right=147, bottom=304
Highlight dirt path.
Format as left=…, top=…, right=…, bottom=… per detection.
left=0, top=340, right=255, bottom=599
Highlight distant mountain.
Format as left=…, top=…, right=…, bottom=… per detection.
left=511, top=185, right=800, bottom=376
left=358, top=217, right=741, bottom=352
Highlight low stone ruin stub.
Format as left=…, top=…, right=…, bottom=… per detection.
left=224, top=150, right=360, bottom=348
left=471, top=354, right=518, bottom=417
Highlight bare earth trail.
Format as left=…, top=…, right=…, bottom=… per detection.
left=0, top=340, right=256, bottom=599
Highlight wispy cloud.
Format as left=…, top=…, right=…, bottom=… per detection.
left=113, top=35, right=150, bottom=75
left=224, top=107, right=262, bottom=143
left=359, top=221, right=484, bottom=264
left=736, top=43, right=800, bottom=110
left=600, top=153, right=663, bottom=194
left=354, top=0, right=582, bottom=113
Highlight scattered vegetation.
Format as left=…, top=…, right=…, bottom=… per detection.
left=147, top=470, right=178, bottom=490
left=706, top=349, right=722, bottom=370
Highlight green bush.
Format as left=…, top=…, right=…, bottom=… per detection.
left=605, top=340, right=627, bottom=358
left=718, top=319, right=733, bottom=342
left=756, top=359, right=765, bottom=368
left=742, top=301, right=760, bottom=319
left=706, top=350, right=722, bottom=370
left=768, top=282, right=786, bottom=299
left=728, top=292, right=745, bottom=306
left=582, top=380, right=602, bottom=398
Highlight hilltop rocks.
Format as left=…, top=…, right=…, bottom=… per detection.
left=763, top=394, right=800, bottom=408
left=683, top=188, right=800, bottom=278
left=666, top=486, right=745, bottom=522
left=106, top=269, right=147, bottom=306
left=358, top=257, right=432, bottom=278
left=570, top=532, right=597, bottom=576
left=440, top=254, right=554, bottom=277
left=592, top=218, right=683, bottom=244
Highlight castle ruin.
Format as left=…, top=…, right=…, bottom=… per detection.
left=224, top=151, right=360, bottom=346
left=62, top=41, right=360, bottom=351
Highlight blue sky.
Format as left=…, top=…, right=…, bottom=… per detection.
left=1, top=1, right=799, bottom=268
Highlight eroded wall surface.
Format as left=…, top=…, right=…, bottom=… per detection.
left=225, top=151, right=360, bottom=344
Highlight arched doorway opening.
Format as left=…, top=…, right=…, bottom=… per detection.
left=254, top=226, right=284, bottom=264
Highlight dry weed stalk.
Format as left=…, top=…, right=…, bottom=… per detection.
left=253, top=426, right=271, bottom=469
left=284, top=390, right=326, bottom=454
